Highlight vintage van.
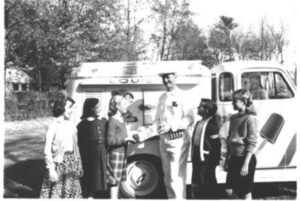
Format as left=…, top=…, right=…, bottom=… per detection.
left=66, top=60, right=297, bottom=198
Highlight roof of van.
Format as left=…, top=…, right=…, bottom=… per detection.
left=211, top=60, right=287, bottom=74
left=70, top=60, right=210, bottom=78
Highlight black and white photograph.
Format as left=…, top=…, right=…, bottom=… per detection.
left=3, top=0, right=299, bottom=199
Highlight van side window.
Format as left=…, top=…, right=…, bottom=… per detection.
left=219, top=72, right=234, bottom=101
left=241, top=72, right=294, bottom=100
left=274, top=73, right=294, bottom=98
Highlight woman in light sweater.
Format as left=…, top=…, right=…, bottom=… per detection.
left=40, top=95, right=82, bottom=198
left=225, top=89, right=258, bottom=200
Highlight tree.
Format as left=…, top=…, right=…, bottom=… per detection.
left=232, top=28, right=261, bottom=60
left=124, top=0, right=150, bottom=61
left=5, top=0, right=149, bottom=90
left=208, top=16, right=238, bottom=63
left=150, top=0, right=192, bottom=61
left=258, top=18, right=277, bottom=61
left=268, top=22, right=289, bottom=63
left=169, top=19, right=207, bottom=60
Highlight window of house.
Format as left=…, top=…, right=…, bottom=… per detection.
left=219, top=72, right=234, bottom=101
left=13, top=83, right=19, bottom=91
left=21, top=84, right=28, bottom=91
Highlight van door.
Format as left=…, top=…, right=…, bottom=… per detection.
left=239, top=70, right=297, bottom=169
left=216, top=68, right=297, bottom=182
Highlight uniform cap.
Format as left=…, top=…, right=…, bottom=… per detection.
left=158, top=71, right=176, bottom=77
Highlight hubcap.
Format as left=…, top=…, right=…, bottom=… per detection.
left=121, top=160, right=159, bottom=196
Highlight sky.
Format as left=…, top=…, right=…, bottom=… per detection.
left=188, top=0, right=300, bottom=69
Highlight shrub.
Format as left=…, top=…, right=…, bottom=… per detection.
left=5, top=91, right=52, bottom=121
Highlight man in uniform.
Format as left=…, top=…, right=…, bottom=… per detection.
left=155, top=71, right=194, bottom=199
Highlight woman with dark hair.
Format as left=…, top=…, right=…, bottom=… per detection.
left=106, top=93, right=136, bottom=198
left=225, top=89, right=258, bottom=199
left=77, top=98, right=108, bottom=198
left=40, top=96, right=82, bottom=198
left=191, top=98, right=221, bottom=199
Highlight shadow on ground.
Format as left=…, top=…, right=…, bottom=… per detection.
left=4, top=159, right=45, bottom=198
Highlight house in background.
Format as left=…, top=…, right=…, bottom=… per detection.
left=5, top=67, right=31, bottom=93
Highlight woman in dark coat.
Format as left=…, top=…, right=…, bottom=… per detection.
left=191, top=98, right=221, bottom=199
left=77, top=98, right=108, bottom=198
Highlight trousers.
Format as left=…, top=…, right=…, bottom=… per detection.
left=159, top=132, right=190, bottom=199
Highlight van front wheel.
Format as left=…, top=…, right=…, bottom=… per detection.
left=119, top=156, right=165, bottom=198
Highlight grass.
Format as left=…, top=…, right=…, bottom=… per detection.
left=3, top=117, right=297, bottom=199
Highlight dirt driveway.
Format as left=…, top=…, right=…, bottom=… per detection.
left=4, top=117, right=52, bottom=198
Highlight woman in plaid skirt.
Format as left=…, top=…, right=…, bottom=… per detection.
left=40, top=95, right=82, bottom=198
left=106, top=91, right=136, bottom=199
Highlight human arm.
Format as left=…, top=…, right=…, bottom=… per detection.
left=74, top=127, right=83, bottom=177
left=223, top=119, right=232, bottom=171
left=241, top=116, right=258, bottom=176
left=43, top=124, right=58, bottom=182
left=240, top=151, right=253, bottom=176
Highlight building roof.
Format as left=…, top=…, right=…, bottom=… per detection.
left=5, top=68, right=31, bottom=83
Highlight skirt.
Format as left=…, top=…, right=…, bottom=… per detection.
left=226, top=155, right=257, bottom=197
left=107, top=151, right=127, bottom=186
left=40, top=152, right=82, bottom=198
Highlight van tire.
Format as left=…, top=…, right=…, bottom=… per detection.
left=119, top=155, right=166, bottom=198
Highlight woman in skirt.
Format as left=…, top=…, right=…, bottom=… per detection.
left=225, top=89, right=258, bottom=199
left=106, top=91, right=136, bottom=199
left=77, top=98, right=108, bottom=198
left=40, top=95, right=82, bottom=198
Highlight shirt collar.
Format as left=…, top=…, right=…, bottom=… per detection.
left=54, top=117, right=65, bottom=123
left=166, top=87, right=179, bottom=96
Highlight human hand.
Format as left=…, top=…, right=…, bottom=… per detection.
left=49, top=168, right=58, bottom=182
left=78, top=163, right=84, bottom=177
left=240, top=163, right=249, bottom=176
left=132, top=133, right=140, bottom=142
left=79, top=168, right=84, bottom=177
left=125, top=136, right=137, bottom=144
left=157, top=122, right=171, bottom=135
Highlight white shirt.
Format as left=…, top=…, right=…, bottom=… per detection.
left=44, top=117, right=80, bottom=171
left=155, top=88, right=194, bottom=132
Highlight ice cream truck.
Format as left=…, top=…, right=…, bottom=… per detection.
left=66, top=60, right=297, bottom=198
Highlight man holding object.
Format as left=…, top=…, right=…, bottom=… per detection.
left=154, top=71, right=194, bottom=199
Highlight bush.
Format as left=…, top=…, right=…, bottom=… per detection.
left=5, top=91, right=52, bottom=121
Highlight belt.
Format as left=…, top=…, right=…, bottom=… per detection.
left=167, top=130, right=184, bottom=140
